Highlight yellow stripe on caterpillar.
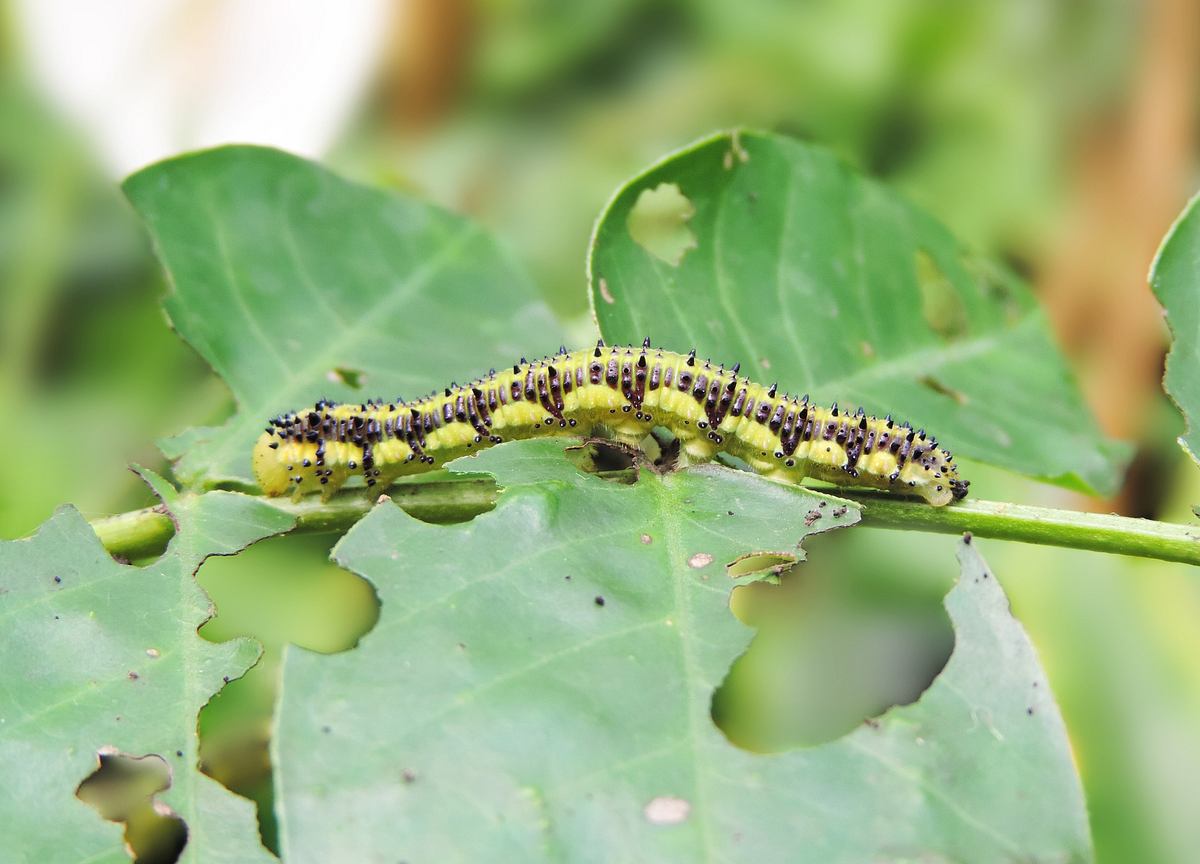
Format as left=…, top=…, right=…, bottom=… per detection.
left=252, top=340, right=969, bottom=506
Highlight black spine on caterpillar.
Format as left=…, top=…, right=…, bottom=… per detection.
left=252, top=344, right=969, bottom=505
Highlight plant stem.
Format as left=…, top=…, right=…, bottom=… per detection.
left=89, top=477, right=1200, bottom=566
left=839, top=491, right=1200, bottom=566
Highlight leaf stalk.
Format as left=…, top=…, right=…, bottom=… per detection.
left=88, top=477, right=1200, bottom=566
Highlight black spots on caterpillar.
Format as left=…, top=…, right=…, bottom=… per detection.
left=326, top=366, right=366, bottom=390
left=254, top=345, right=968, bottom=506
left=77, top=749, right=188, bottom=863
left=626, top=183, right=698, bottom=267
left=915, top=249, right=968, bottom=341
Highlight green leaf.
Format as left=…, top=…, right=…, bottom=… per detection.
left=589, top=130, right=1129, bottom=495
left=1150, top=190, right=1200, bottom=467
left=123, top=146, right=566, bottom=489
left=273, top=439, right=1089, bottom=862
left=0, top=472, right=294, bottom=863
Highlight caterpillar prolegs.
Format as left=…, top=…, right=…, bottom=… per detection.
left=253, top=340, right=969, bottom=506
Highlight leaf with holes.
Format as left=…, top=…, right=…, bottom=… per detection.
left=590, top=130, right=1130, bottom=495
left=123, top=146, right=567, bottom=489
left=273, top=439, right=1089, bottom=862
left=0, top=471, right=293, bottom=864
left=1150, top=190, right=1200, bottom=468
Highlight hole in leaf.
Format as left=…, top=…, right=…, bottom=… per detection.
left=76, top=750, right=188, bottom=864
left=918, top=374, right=969, bottom=405
left=564, top=440, right=640, bottom=482
left=712, top=528, right=955, bottom=751
left=197, top=532, right=382, bottom=853
left=326, top=366, right=366, bottom=389
left=915, top=250, right=967, bottom=340
left=627, top=182, right=698, bottom=266
left=726, top=551, right=798, bottom=581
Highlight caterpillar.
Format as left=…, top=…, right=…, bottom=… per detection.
left=253, top=340, right=969, bottom=505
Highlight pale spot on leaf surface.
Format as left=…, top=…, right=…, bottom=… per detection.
left=627, top=183, right=698, bottom=267
left=644, top=795, right=691, bottom=825
left=688, top=552, right=714, bottom=569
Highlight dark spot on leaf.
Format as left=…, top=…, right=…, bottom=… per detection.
left=918, top=374, right=969, bottom=405
left=627, top=182, right=698, bottom=267
left=402, top=769, right=418, bottom=784
left=321, top=726, right=331, bottom=734
left=77, top=749, right=188, bottom=863
left=594, top=596, right=606, bottom=607
left=53, top=575, right=61, bottom=584
left=803, top=510, right=821, bottom=526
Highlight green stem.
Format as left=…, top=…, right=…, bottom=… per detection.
left=89, top=478, right=1200, bottom=566
left=840, top=491, right=1200, bottom=566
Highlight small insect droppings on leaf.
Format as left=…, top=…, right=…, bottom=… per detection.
left=598, top=277, right=615, bottom=304
left=644, top=796, right=691, bottom=825
left=402, top=769, right=418, bottom=784
left=53, top=576, right=61, bottom=584
left=175, top=750, right=183, bottom=758
left=963, top=532, right=973, bottom=544
left=321, top=726, right=331, bottom=734
left=594, top=596, right=606, bottom=607
left=146, top=648, right=160, bottom=658
left=832, top=505, right=847, bottom=518
left=1026, top=707, right=1035, bottom=716
left=128, top=672, right=139, bottom=681
left=803, top=510, right=821, bottom=526
left=688, top=552, right=714, bottom=569
left=640, top=533, right=653, bottom=544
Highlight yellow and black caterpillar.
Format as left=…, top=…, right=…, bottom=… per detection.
left=254, top=341, right=969, bottom=506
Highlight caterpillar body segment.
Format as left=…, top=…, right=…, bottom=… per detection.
left=253, top=341, right=969, bottom=505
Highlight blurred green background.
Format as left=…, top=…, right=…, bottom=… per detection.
left=2, top=1, right=1198, bottom=861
